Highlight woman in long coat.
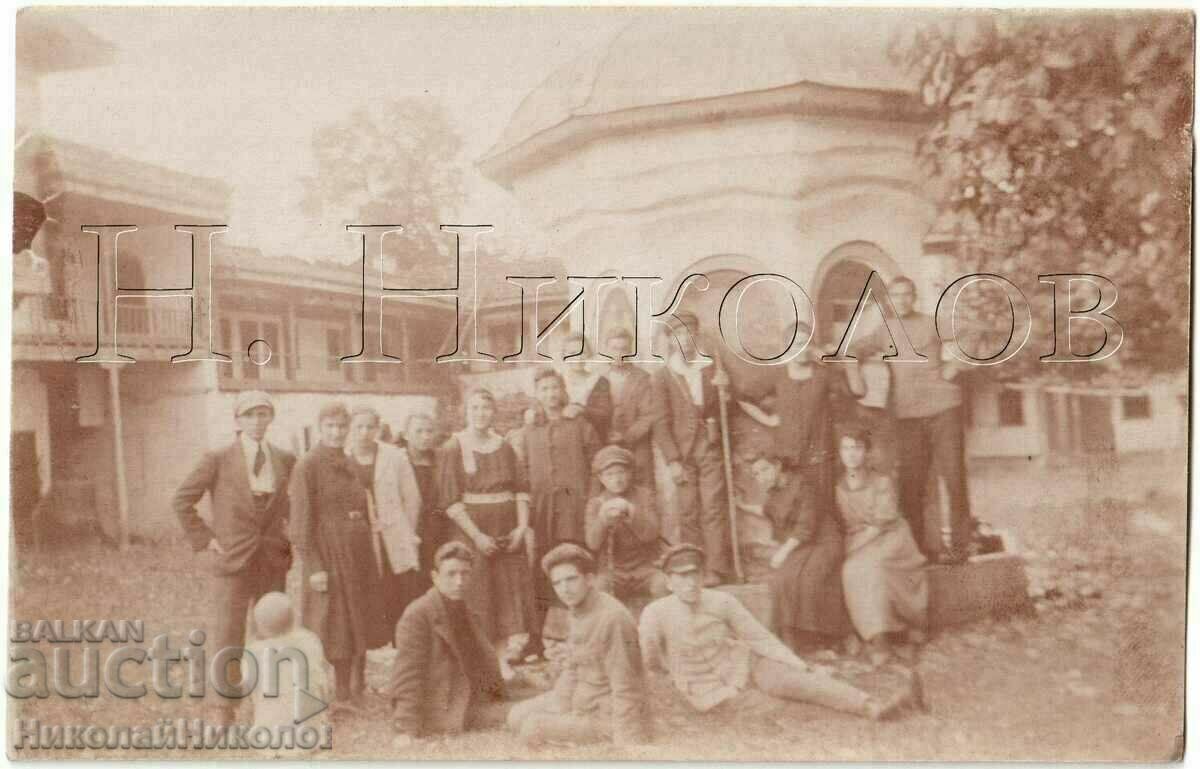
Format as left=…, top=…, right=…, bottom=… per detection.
left=439, top=387, right=536, bottom=679
left=835, top=425, right=929, bottom=666
left=749, top=450, right=851, bottom=652
left=290, top=401, right=375, bottom=701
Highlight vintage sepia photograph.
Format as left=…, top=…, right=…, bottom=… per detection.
left=8, top=6, right=1192, bottom=761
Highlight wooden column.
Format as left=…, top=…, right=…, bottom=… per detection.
left=401, top=315, right=413, bottom=386
left=102, top=362, right=131, bottom=550
left=287, top=302, right=299, bottom=381
left=1031, top=387, right=1051, bottom=468
left=1069, top=393, right=1084, bottom=454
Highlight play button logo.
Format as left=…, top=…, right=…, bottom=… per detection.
left=294, top=687, right=328, bottom=724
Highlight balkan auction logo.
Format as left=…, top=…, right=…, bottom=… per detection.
left=6, top=619, right=327, bottom=726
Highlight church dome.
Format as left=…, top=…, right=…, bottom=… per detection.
left=484, top=8, right=924, bottom=162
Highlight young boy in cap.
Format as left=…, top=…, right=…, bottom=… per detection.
left=638, top=544, right=920, bottom=720
left=584, top=445, right=667, bottom=602
left=172, top=390, right=295, bottom=724
left=506, top=543, right=651, bottom=747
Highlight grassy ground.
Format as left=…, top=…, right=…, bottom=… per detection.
left=8, top=450, right=1186, bottom=761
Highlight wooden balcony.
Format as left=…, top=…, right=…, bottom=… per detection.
left=13, top=295, right=193, bottom=361
left=13, top=251, right=52, bottom=300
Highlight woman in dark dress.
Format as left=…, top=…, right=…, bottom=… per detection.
left=439, top=388, right=536, bottom=680
left=290, top=401, right=375, bottom=702
left=749, top=449, right=851, bottom=652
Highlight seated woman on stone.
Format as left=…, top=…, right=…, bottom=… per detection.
left=834, top=426, right=929, bottom=666
left=748, top=448, right=852, bottom=654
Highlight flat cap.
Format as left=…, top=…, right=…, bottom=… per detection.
left=234, top=390, right=274, bottom=417
left=659, top=543, right=705, bottom=574
left=591, top=444, right=634, bottom=475
left=541, top=541, right=596, bottom=576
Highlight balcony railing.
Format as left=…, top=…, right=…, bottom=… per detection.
left=13, top=296, right=193, bottom=358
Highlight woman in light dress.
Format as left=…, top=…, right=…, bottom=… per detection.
left=835, top=425, right=929, bottom=666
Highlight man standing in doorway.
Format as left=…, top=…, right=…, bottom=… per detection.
left=860, top=276, right=971, bottom=563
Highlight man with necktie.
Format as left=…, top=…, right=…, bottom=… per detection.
left=173, top=390, right=296, bottom=722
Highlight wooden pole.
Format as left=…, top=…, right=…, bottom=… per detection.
left=103, top=363, right=130, bottom=550
left=716, top=378, right=744, bottom=583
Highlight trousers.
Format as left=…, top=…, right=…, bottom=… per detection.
left=749, top=656, right=872, bottom=717
left=895, top=407, right=972, bottom=557
left=676, top=437, right=732, bottom=578
left=506, top=691, right=608, bottom=746
left=209, top=558, right=286, bottom=714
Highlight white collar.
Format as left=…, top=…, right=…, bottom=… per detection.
left=240, top=433, right=268, bottom=453
left=668, top=350, right=712, bottom=377
left=455, top=429, right=503, bottom=474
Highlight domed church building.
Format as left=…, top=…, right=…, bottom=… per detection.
left=476, top=9, right=1184, bottom=485
left=479, top=10, right=943, bottom=373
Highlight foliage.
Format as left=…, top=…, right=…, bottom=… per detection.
left=898, top=13, right=1192, bottom=376
left=300, top=99, right=465, bottom=271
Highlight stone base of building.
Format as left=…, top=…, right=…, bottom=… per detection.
left=714, top=552, right=1032, bottom=634
left=927, top=552, right=1032, bottom=629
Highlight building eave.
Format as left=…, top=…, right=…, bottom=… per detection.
left=19, top=134, right=230, bottom=221
left=17, top=12, right=116, bottom=74
left=479, top=80, right=929, bottom=189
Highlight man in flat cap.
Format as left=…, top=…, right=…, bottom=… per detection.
left=584, top=444, right=667, bottom=602
left=638, top=544, right=919, bottom=721
left=506, top=543, right=651, bottom=747
left=172, top=390, right=295, bottom=723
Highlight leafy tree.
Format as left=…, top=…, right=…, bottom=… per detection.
left=300, top=99, right=465, bottom=274
left=898, top=12, right=1192, bottom=376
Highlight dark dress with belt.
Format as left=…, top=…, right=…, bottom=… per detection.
left=763, top=472, right=852, bottom=642
left=438, top=436, right=536, bottom=643
left=289, top=443, right=375, bottom=663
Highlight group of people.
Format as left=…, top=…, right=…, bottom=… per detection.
left=392, top=540, right=924, bottom=748
left=172, top=275, right=972, bottom=739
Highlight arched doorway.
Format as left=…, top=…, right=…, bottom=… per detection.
left=666, top=255, right=797, bottom=400
left=813, top=241, right=900, bottom=347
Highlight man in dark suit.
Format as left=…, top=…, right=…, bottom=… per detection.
left=388, top=542, right=507, bottom=745
left=650, top=313, right=733, bottom=585
left=604, top=327, right=661, bottom=476
left=172, top=390, right=295, bottom=722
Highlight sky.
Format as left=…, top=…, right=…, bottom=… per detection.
left=29, top=8, right=638, bottom=262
